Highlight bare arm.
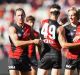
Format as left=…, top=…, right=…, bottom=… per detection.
left=57, top=26, right=80, bottom=48
left=9, top=26, right=40, bottom=47
left=73, top=36, right=80, bottom=42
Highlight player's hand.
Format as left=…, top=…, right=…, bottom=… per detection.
left=33, top=39, right=40, bottom=44
left=73, top=36, right=80, bottom=42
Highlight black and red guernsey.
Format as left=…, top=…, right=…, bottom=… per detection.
left=64, top=22, right=80, bottom=59
left=8, top=23, right=32, bottom=59
left=28, top=30, right=39, bottom=58
left=40, top=19, right=61, bottom=51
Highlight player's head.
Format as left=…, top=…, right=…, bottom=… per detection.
left=26, top=15, right=35, bottom=27
left=49, top=4, right=61, bottom=20
left=68, top=7, right=79, bottom=24
left=15, top=8, right=25, bottom=24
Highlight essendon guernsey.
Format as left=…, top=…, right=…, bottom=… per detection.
left=65, top=22, right=80, bottom=59
left=8, top=24, right=31, bottom=59
left=40, top=19, right=61, bottom=51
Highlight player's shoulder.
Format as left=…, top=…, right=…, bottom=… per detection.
left=40, top=19, right=49, bottom=28
left=34, top=29, right=38, bottom=33
left=9, top=25, right=16, bottom=33
left=57, top=25, right=64, bottom=32
left=57, top=22, right=69, bottom=32
left=58, top=22, right=71, bottom=33
left=62, top=22, right=70, bottom=27
left=9, top=23, right=17, bottom=30
left=41, top=19, right=49, bottom=24
left=9, top=24, right=16, bottom=30
left=24, top=23, right=31, bottom=28
left=23, top=23, right=31, bottom=30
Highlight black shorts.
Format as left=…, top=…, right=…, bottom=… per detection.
left=8, top=56, right=31, bottom=72
left=30, top=56, right=38, bottom=70
left=38, top=43, right=62, bottom=70
left=65, top=58, right=80, bottom=70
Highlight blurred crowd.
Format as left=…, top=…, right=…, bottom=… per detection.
left=0, top=0, right=80, bottom=59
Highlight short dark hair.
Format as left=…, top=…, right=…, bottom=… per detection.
left=26, top=15, right=35, bottom=22
left=50, top=4, right=61, bottom=10
left=15, top=8, right=25, bottom=17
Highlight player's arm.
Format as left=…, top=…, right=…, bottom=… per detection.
left=9, top=26, right=40, bottom=47
left=57, top=26, right=80, bottom=48
left=73, top=36, right=80, bottom=42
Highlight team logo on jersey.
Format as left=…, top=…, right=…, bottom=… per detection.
left=68, top=32, right=74, bottom=36
left=18, top=33, right=22, bottom=37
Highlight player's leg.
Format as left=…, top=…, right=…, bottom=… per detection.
left=9, top=70, right=20, bottom=75
left=77, top=70, right=80, bottom=75
left=64, top=69, right=74, bottom=75
left=51, top=69, right=61, bottom=75
left=37, top=68, right=48, bottom=75
left=50, top=48, right=62, bottom=75
left=64, top=59, right=76, bottom=75
left=77, top=58, right=80, bottom=75
left=31, top=66, right=37, bottom=75
left=20, top=71, right=31, bottom=75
